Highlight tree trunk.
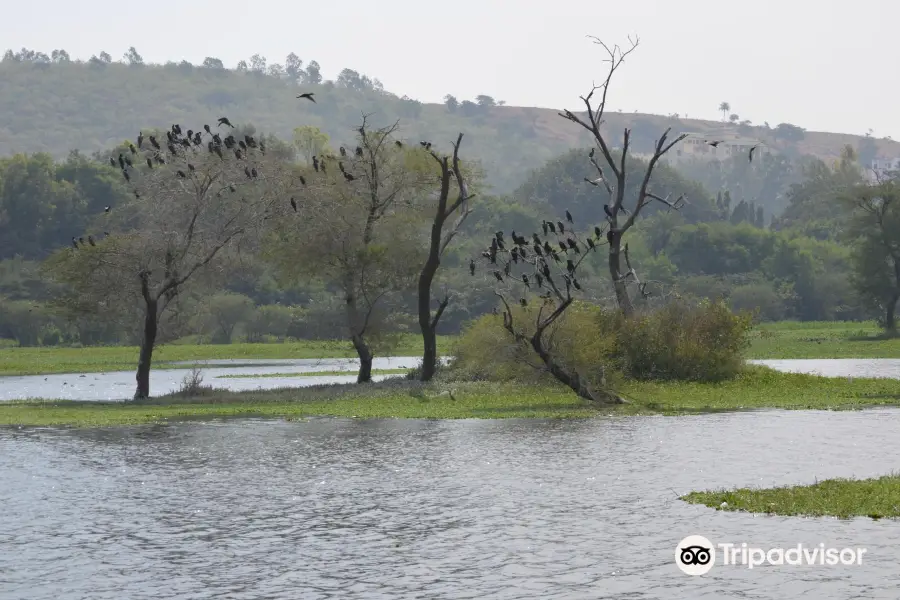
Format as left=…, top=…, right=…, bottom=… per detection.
left=608, top=238, right=634, bottom=317
left=133, top=299, right=158, bottom=401
left=352, top=334, right=374, bottom=383
left=417, top=253, right=441, bottom=381
left=529, top=333, right=625, bottom=405
left=885, top=292, right=899, bottom=334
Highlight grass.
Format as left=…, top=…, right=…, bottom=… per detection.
left=681, top=474, right=900, bottom=519
left=0, top=321, right=896, bottom=378
left=0, top=335, right=453, bottom=376
left=214, top=369, right=410, bottom=378
left=746, top=320, right=900, bottom=359
left=2, top=366, right=899, bottom=427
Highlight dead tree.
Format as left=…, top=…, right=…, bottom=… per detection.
left=416, top=133, right=475, bottom=381
left=45, top=121, right=298, bottom=400
left=471, top=216, right=626, bottom=404
left=559, top=35, right=687, bottom=317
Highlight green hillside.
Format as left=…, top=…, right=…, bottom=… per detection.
left=3, top=51, right=900, bottom=194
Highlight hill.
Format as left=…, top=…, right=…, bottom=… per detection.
left=2, top=53, right=900, bottom=195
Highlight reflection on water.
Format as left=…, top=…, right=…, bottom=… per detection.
left=2, top=412, right=900, bottom=599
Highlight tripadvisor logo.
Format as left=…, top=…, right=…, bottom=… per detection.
left=675, top=535, right=867, bottom=575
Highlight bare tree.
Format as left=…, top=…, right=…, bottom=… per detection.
left=470, top=216, right=626, bottom=404
left=558, top=35, right=687, bottom=317
left=44, top=122, right=299, bottom=399
left=268, top=117, right=428, bottom=382
left=416, top=133, right=475, bottom=381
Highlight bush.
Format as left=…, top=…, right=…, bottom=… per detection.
left=614, top=299, right=752, bottom=382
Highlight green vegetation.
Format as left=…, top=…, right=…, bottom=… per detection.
left=682, top=474, right=900, bottom=519
left=748, top=321, right=900, bottom=358
left=2, top=367, right=897, bottom=427
left=0, top=335, right=452, bottom=376
left=214, top=368, right=410, bottom=378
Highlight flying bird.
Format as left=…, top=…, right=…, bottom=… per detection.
left=707, top=140, right=722, bottom=147
left=297, top=92, right=316, bottom=103
left=749, top=143, right=761, bottom=163
left=217, top=117, right=234, bottom=128
left=565, top=210, right=573, bottom=223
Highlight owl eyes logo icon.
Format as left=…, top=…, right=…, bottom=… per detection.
left=676, top=535, right=716, bottom=575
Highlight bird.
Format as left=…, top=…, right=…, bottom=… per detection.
left=118, top=154, right=125, bottom=169
left=122, top=170, right=130, bottom=182
left=79, top=237, right=85, bottom=246
left=557, top=221, right=565, bottom=234
left=251, top=167, right=258, bottom=178
left=749, top=143, right=761, bottom=163
left=522, top=274, right=530, bottom=287
left=88, top=235, right=96, bottom=247
left=312, top=156, right=319, bottom=172
left=176, top=170, right=186, bottom=178
left=149, top=135, right=160, bottom=150
left=104, top=206, right=110, bottom=213
left=297, top=92, right=316, bottom=103
left=707, top=140, right=722, bottom=147
left=109, top=157, right=116, bottom=167
left=129, top=143, right=137, bottom=155
left=469, top=259, right=476, bottom=276
left=589, top=147, right=595, bottom=158
left=299, top=175, right=306, bottom=185
left=187, top=163, right=195, bottom=172
left=137, top=132, right=144, bottom=149
left=594, top=226, right=602, bottom=239
left=587, top=238, right=596, bottom=251
left=604, top=204, right=613, bottom=219
left=542, top=221, right=549, bottom=236
left=217, top=117, right=234, bottom=128
left=519, top=298, right=527, bottom=307
left=290, top=198, right=297, bottom=211
left=71, top=237, right=78, bottom=249
left=146, top=158, right=153, bottom=168
left=565, top=210, right=573, bottom=223
left=493, top=271, right=503, bottom=282
left=355, top=146, right=363, bottom=157
left=340, top=146, right=347, bottom=157
left=395, top=140, right=403, bottom=148
left=566, top=259, right=575, bottom=274
left=204, top=124, right=211, bottom=135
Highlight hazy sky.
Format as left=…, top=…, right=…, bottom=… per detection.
left=3, top=0, right=898, bottom=139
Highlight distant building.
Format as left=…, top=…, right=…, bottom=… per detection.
left=671, top=129, right=770, bottom=163
left=869, top=156, right=900, bottom=182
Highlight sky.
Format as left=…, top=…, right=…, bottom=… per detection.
left=3, top=0, right=898, bottom=140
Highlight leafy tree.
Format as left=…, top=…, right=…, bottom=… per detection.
left=284, top=53, right=304, bottom=83
left=249, top=54, right=267, bottom=73
left=202, top=57, right=224, bottom=69
left=476, top=95, right=496, bottom=107
left=444, top=94, right=459, bottom=113
left=305, top=60, right=322, bottom=84
left=43, top=121, right=300, bottom=399
left=774, top=122, right=806, bottom=142
left=729, top=113, right=739, bottom=123
left=123, top=47, right=144, bottom=66
left=291, top=126, right=330, bottom=163
left=719, top=102, right=730, bottom=121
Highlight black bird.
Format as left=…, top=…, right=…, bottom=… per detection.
left=340, top=146, right=347, bottom=157
left=565, top=209, right=573, bottom=223
left=543, top=241, right=553, bottom=255
left=542, top=221, right=549, bottom=236
left=218, top=117, right=234, bottom=128
left=589, top=147, right=595, bottom=158
left=469, top=259, right=476, bottom=276
left=604, top=204, right=613, bottom=219
left=557, top=221, right=565, bottom=234
left=122, top=170, right=130, bottom=182
left=109, top=157, right=116, bottom=167
left=547, top=221, right=556, bottom=234
left=234, top=149, right=243, bottom=160
left=558, top=241, right=567, bottom=253
left=749, top=143, right=760, bottom=162
left=290, top=198, right=297, bottom=211
left=124, top=155, right=132, bottom=167
left=707, top=140, right=722, bottom=147
left=176, top=170, right=186, bottom=178
left=572, top=278, right=582, bottom=291
left=395, top=140, right=403, bottom=148
left=245, top=167, right=252, bottom=179
left=299, top=175, right=306, bottom=185
left=187, top=129, right=194, bottom=140
left=173, top=124, right=182, bottom=135
left=239, top=140, right=248, bottom=151
left=229, top=185, right=236, bottom=193
left=355, top=146, right=363, bottom=157
left=533, top=243, right=543, bottom=257
left=594, top=226, right=602, bottom=239
left=72, top=237, right=78, bottom=249
left=149, top=135, right=160, bottom=150
left=532, top=233, right=541, bottom=245
left=297, top=92, right=316, bottom=102
left=495, top=231, right=504, bottom=243
left=567, top=238, right=580, bottom=253
left=493, top=271, right=503, bottom=282
left=566, top=259, right=575, bottom=274
left=522, top=274, right=530, bottom=288
left=541, top=263, right=551, bottom=278
left=519, top=298, right=527, bottom=307
left=129, top=143, right=137, bottom=155
left=118, top=154, right=125, bottom=169
left=587, top=238, right=596, bottom=251
left=79, top=237, right=85, bottom=246
left=187, top=163, right=195, bottom=172
left=88, top=235, right=95, bottom=247
left=137, top=132, right=144, bottom=148
left=344, top=172, right=355, bottom=181
left=204, top=124, right=211, bottom=135
left=312, top=156, right=319, bottom=172
left=104, top=206, right=110, bottom=213
left=146, top=157, right=153, bottom=168
left=168, top=143, right=177, bottom=155
left=251, top=167, right=258, bottom=178
left=166, top=130, right=174, bottom=143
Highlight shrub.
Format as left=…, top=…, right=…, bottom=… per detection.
left=614, top=299, right=752, bottom=382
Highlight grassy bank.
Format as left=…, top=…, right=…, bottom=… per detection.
left=2, top=366, right=899, bottom=427
left=0, top=335, right=452, bottom=376
left=682, top=474, right=900, bottom=519
left=747, top=320, right=899, bottom=359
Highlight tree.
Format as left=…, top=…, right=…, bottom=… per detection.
left=249, top=54, right=267, bottom=73
left=417, top=134, right=475, bottom=381
left=471, top=217, right=625, bottom=404
left=476, top=95, right=496, bottom=107
left=558, top=35, right=687, bottom=317
left=444, top=94, right=459, bottom=113
left=842, top=182, right=900, bottom=332
left=305, top=60, right=322, bottom=84
left=719, top=102, right=730, bottom=121
left=729, top=113, right=739, bottom=123
left=267, top=118, right=426, bottom=382
left=774, top=122, right=806, bottom=142
left=98, top=51, right=112, bottom=64
left=123, top=47, right=144, bottom=66
left=284, top=53, right=304, bottom=83
left=202, top=292, right=255, bottom=343
left=50, top=49, right=71, bottom=63
left=43, top=121, right=299, bottom=399
left=236, top=60, right=248, bottom=72
left=202, top=57, right=224, bottom=69
left=292, top=126, right=330, bottom=164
